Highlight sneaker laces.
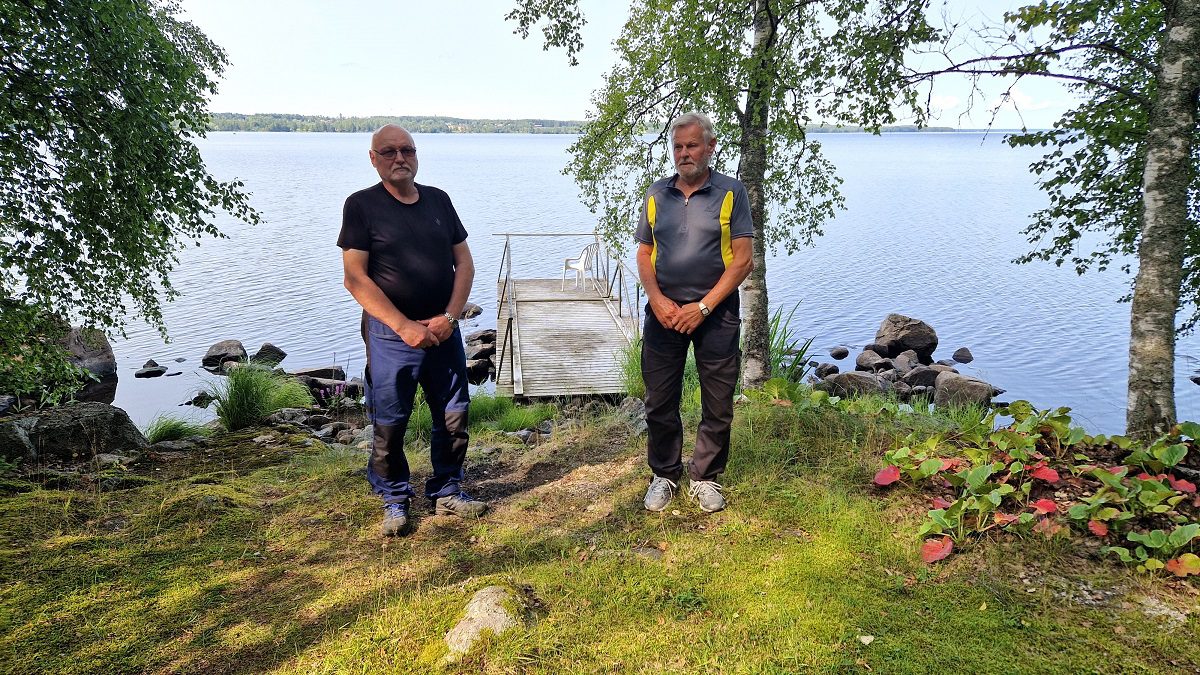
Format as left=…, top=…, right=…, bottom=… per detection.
left=648, top=476, right=677, bottom=499
left=385, top=501, right=409, bottom=516
left=688, top=480, right=723, bottom=499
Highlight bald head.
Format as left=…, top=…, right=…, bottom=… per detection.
left=372, top=123, right=410, bottom=147
left=370, top=124, right=418, bottom=192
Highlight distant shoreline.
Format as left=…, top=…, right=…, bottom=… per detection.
left=207, top=113, right=991, bottom=135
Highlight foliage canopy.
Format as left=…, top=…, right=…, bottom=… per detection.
left=0, top=0, right=258, bottom=400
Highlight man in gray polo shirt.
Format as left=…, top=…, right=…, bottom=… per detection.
left=634, top=111, right=754, bottom=513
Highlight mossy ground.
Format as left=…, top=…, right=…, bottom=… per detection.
left=1, top=401, right=1197, bottom=673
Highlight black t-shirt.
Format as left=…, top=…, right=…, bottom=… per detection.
left=337, top=182, right=468, bottom=321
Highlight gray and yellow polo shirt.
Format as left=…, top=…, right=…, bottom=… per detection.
left=634, top=170, right=754, bottom=303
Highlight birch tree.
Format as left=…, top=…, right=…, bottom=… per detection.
left=1, top=0, right=258, bottom=401
left=510, top=0, right=938, bottom=386
left=906, top=0, right=1199, bottom=437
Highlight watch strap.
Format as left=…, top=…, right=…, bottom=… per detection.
left=698, top=302, right=710, bottom=317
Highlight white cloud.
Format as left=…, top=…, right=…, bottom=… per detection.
left=930, top=94, right=961, bottom=112
left=993, top=85, right=1060, bottom=112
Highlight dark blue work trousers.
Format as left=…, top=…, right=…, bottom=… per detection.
left=363, top=315, right=470, bottom=503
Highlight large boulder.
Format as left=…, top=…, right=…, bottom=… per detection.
left=466, top=342, right=496, bottom=360
left=250, top=342, right=288, bottom=366
left=0, top=402, right=148, bottom=463
left=465, top=359, right=492, bottom=385
left=893, top=349, right=920, bottom=376
left=814, top=363, right=839, bottom=379
left=855, top=351, right=893, bottom=373
left=901, top=365, right=941, bottom=388
left=459, top=302, right=484, bottom=320
left=202, top=340, right=247, bottom=371
left=445, top=586, right=524, bottom=660
left=62, top=327, right=117, bottom=378
left=821, top=371, right=890, bottom=397
left=291, top=365, right=346, bottom=381
left=465, top=329, right=496, bottom=344
left=293, top=376, right=363, bottom=400
left=933, top=371, right=996, bottom=408
left=134, top=359, right=167, bottom=378
left=875, top=314, right=938, bottom=363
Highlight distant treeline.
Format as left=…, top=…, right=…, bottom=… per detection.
left=206, top=113, right=957, bottom=135
left=207, top=113, right=585, bottom=134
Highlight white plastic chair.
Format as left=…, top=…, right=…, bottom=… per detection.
left=562, top=243, right=597, bottom=290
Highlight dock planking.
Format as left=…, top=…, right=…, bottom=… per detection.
left=495, top=278, right=638, bottom=397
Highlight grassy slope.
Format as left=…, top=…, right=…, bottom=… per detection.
left=1, top=404, right=1197, bottom=674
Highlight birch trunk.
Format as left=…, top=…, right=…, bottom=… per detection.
left=738, top=0, right=775, bottom=388
left=1126, top=1, right=1200, bottom=438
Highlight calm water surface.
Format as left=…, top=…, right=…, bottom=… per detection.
left=110, top=132, right=1200, bottom=433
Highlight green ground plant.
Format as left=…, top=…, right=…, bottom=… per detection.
left=209, top=365, right=314, bottom=431
left=143, top=416, right=212, bottom=444
left=868, top=398, right=1200, bottom=571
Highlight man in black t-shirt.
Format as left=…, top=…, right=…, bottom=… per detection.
left=338, top=124, right=487, bottom=536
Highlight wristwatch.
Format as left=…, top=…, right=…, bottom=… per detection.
left=443, top=312, right=458, bottom=326
left=698, top=301, right=711, bottom=317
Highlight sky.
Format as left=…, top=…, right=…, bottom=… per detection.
left=179, top=0, right=1074, bottom=129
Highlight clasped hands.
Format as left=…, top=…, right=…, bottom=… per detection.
left=651, top=297, right=707, bottom=335
left=396, top=314, right=456, bottom=348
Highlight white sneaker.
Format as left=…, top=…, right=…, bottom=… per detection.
left=643, top=476, right=677, bottom=512
left=688, top=480, right=726, bottom=513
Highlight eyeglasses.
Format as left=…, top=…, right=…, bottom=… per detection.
left=373, top=146, right=417, bottom=160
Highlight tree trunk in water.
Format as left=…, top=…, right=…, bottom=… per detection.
left=1126, top=2, right=1200, bottom=439
left=738, top=0, right=775, bottom=388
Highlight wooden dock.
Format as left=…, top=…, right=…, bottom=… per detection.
left=493, top=235, right=640, bottom=398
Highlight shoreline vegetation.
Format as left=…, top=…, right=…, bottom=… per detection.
left=3, top=390, right=1199, bottom=671
left=206, top=112, right=961, bottom=134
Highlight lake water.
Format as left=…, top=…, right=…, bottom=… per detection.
left=109, top=132, right=1200, bottom=434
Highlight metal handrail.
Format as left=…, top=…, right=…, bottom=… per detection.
left=493, top=231, right=641, bottom=396
left=494, top=235, right=522, bottom=393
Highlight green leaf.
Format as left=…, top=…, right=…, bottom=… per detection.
left=1178, top=422, right=1200, bottom=440
left=1066, top=427, right=1087, bottom=445
left=1156, top=444, right=1188, bottom=468
left=1067, top=504, right=1091, bottom=520
left=1168, top=523, right=1200, bottom=549
left=966, top=465, right=995, bottom=492
left=918, top=458, right=944, bottom=478
left=1104, top=546, right=1134, bottom=563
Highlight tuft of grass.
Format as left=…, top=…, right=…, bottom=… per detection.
left=494, top=401, right=556, bottom=432
left=619, top=339, right=645, bottom=399
left=408, top=390, right=558, bottom=441
left=143, top=416, right=212, bottom=444
left=768, top=302, right=815, bottom=382
left=210, top=365, right=314, bottom=431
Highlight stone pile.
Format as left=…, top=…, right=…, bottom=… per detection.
left=810, top=313, right=1005, bottom=408
left=464, top=329, right=497, bottom=385
left=186, top=339, right=364, bottom=408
